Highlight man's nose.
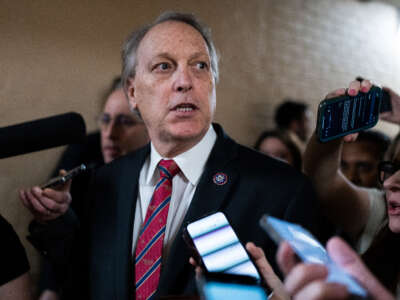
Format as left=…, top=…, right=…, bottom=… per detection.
left=347, top=168, right=361, bottom=185
left=173, top=67, right=193, bottom=92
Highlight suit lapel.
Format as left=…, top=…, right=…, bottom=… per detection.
left=158, top=124, right=240, bottom=295
left=113, top=145, right=150, bottom=298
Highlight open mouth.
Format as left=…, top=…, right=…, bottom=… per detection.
left=388, top=201, right=400, bottom=214
left=172, top=103, right=198, bottom=112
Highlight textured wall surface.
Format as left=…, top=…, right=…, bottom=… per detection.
left=1, top=0, right=400, bottom=288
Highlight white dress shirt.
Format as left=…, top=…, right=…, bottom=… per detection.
left=132, top=125, right=217, bottom=259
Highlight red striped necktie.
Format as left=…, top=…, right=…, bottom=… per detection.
left=134, top=159, right=180, bottom=300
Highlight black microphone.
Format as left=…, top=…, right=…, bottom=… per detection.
left=0, top=112, right=86, bottom=159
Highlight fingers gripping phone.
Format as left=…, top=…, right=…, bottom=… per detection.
left=183, top=212, right=261, bottom=282
left=259, top=215, right=368, bottom=299
left=316, top=86, right=391, bottom=142
left=40, top=164, right=87, bottom=189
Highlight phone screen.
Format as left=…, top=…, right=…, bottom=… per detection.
left=186, top=212, right=260, bottom=280
left=317, top=86, right=382, bottom=142
left=197, top=272, right=268, bottom=300
left=202, top=281, right=267, bottom=300
left=259, top=215, right=368, bottom=298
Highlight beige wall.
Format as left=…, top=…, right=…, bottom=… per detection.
left=1, top=0, right=400, bottom=287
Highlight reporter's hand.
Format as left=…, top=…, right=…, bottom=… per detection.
left=276, top=237, right=395, bottom=300
left=246, top=242, right=290, bottom=300
left=19, top=170, right=72, bottom=222
left=380, top=87, right=400, bottom=124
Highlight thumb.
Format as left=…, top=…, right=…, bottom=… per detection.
left=327, top=237, right=394, bottom=300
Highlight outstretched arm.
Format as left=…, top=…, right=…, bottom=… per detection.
left=303, top=80, right=374, bottom=241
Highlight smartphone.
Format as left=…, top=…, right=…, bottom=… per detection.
left=259, top=215, right=368, bottom=298
left=40, top=164, right=87, bottom=189
left=197, top=272, right=268, bottom=300
left=316, top=86, right=391, bottom=142
left=184, top=212, right=261, bottom=282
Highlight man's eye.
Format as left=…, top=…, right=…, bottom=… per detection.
left=155, top=63, right=170, bottom=71
left=196, top=62, right=208, bottom=70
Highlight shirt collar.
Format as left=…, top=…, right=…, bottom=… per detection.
left=146, top=125, right=217, bottom=185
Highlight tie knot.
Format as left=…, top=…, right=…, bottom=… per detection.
left=158, top=159, right=180, bottom=179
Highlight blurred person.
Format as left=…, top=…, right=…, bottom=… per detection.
left=303, top=79, right=400, bottom=295
left=254, top=130, right=302, bottom=170
left=0, top=214, right=32, bottom=300
left=36, top=77, right=149, bottom=300
left=21, top=11, right=322, bottom=299
left=340, top=130, right=390, bottom=188
left=274, top=100, right=313, bottom=152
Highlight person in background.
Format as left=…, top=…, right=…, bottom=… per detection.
left=35, top=77, right=149, bottom=300
left=0, top=214, right=31, bottom=300
left=340, top=130, right=390, bottom=188
left=254, top=130, right=302, bottom=171
left=303, top=79, right=400, bottom=295
left=274, top=100, right=313, bottom=153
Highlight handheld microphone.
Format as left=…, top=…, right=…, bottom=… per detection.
left=0, top=112, right=86, bottom=159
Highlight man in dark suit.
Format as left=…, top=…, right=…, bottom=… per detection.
left=22, top=11, right=322, bottom=300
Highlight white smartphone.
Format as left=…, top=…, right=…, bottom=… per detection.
left=184, top=212, right=261, bottom=282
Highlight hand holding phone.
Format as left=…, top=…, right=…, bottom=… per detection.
left=316, top=85, right=391, bottom=142
left=40, top=164, right=87, bottom=189
left=184, top=212, right=261, bottom=281
left=259, top=215, right=368, bottom=298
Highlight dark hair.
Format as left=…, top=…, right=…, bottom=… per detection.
left=356, top=130, right=391, bottom=160
left=274, top=100, right=308, bottom=129
left=121, top=11, right=219, bottom=93
left=385, top=132, right=400, bottom=161
left=361, top=131, right=399, bottom=293
left=254, top=130, right=302, bottom=170
left=100, top=76, right=123, bottom=108
left=362, top=226, right=400, bottom=293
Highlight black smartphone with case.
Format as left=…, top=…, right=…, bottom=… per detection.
left=40, top=164, right=87, bottom=189
left=316, top=86, right=391, bottom=142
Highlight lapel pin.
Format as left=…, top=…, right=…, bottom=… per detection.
left=213, top=172, right=228, bottom=186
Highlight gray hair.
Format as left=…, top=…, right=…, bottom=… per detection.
left=121, top=11, right=219, bottom=93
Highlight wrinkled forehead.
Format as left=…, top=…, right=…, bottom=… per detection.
left=136, top=20, right=211, bottom=63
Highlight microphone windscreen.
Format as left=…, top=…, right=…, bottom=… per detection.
left=0, top=112, right=86, bottom=159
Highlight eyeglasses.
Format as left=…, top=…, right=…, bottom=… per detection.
left=97, top=113, right=139, bottom=129
left=378, top=161, right=400, bottom=184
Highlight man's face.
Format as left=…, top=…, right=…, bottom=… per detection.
left=340, top=141, right=380, bottom=188
left=297, top=109, right=313, bottom=142
left=100, top=89, right=149, bottom=163
left=127, top=21, right=216, bottom=156
left=259, top=137, right=294, bottom=166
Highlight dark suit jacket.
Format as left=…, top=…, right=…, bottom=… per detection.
left=38, top=124, right=321, bottom=299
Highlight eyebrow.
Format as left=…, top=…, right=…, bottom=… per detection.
left=151, top=51, right=210, bottom=62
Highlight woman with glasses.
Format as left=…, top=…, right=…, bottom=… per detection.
left=301, top=79, right=400, bottom=297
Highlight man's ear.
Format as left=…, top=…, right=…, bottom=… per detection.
left=127, top=77, right=137, bottom=111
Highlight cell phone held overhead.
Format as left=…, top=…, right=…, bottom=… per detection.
left=316, top=86, right=391, bottom=142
